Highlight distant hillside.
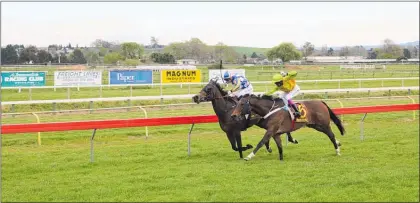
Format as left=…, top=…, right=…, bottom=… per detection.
left=230, top=46, right=270, bottom=57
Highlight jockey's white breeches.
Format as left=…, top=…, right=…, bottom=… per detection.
left=232, top=84, right=254, bottom=98
left=272, top=84, right=301, bottom=106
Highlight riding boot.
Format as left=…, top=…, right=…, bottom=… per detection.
left=288, top=100, right=301, bottom=118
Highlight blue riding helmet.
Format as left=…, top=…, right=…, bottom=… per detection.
left=223, top=71, right=231, bottom=80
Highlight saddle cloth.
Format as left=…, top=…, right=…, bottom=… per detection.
left=287, top=102, right=308, bottom=123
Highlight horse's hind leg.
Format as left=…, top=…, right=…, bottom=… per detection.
left=324, top=127, right=341, bottom=156
left=308, top=124, right=341, bottom=156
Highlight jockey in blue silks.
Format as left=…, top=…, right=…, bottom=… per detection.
left=223, top=71, right=254, bottom=102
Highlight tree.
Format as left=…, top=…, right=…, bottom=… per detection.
left=150, top=36, right=159, bottom=48
left=19, top=45, right=38, bottom=63
left=104, top=52, right=123, bottom=64
left=327, top=48, right=334, bottom=56
left=266, top=42, right=302, bottom=63
left=150, top=52, right=175, bottom=64
left=91, top=39, right=114, bottom=48
left=413, top=46, right=418, bottom=58
left=213, top=42, right=239, bottom=63
left=251, top=52, right=258, bottom=58
left=70, top=49, right=87, bottom=64
left=302, top=42, right=315, bottom=60
left=84, top=51, right=100, bottom=65
left=403, top=48, right=411, bottom=59
left=349, top=45, right=367, bottom=57
left=339, top=46, right=350, bottom=57
left=367, top=48, right=378, bottom=59
left=186, top=38, right=211, bottom=62
left=380, top=38, right=403, bottom=59
left=120, top=42, right=144, bottom=59
left=164, top=42, right=188, bottom=60
left=1, top=44, right=19, bottom=64
left=37, top=50, right=53, bottom=64
left=321, top=44, right=328, bottom=56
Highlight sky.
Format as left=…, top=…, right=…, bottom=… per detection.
left=1, top=1, right=419, bottom=48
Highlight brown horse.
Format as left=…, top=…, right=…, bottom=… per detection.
left=192, top=80, right=299, bottom=159
left=231, top=94, right=345, bottom=161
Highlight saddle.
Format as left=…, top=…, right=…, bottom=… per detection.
left=287, top=102, right=308, bottom=123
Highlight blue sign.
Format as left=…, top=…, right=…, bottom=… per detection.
left=109, top=70, right=153, bottom=85
left=1, top=71, right=46, bottom=87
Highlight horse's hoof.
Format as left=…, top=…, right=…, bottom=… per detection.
left=338, top=143, right=342, bottom=146
left=246, top=144, right=253, bottom=149
left=267, top=148, right=273, bottom=153
left=336, top=153, right=341, bottom=156
left=293, top=140, right=299, bottom=144
left=244, top=157, right=251, bottom=161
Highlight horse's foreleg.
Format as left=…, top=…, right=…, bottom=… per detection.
left=265, top=139, right=272, bottom=153
left=273, top=133, right=284, bottom=161
left=286, top=132, right=299, bottom=144
left=234, top=131, right=244, bottom=159
left=226, top=132, right=238, bottom=152
left=245, top=130, right=274, bottom=161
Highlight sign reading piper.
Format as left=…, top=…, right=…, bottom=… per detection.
left=161, top=70, right=201, bottom=83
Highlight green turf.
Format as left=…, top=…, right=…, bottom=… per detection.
left=1, top=105, right=419, bottom=202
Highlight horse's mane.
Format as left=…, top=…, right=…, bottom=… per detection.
left=210, top=80, right=228, bottom=96
left=252, top=94, right=275, bottom=100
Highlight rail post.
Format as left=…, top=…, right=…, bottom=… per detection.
left=130, top=85, right=133, bottom=97
left=90, top=129, right=97, bottom=163
left=335, top=99, right=344, bottom=122
left=29, top=88, right=32, bottom=100
left=31, top=112, right=42, bottom=146
left=67, top=87, right=70, bottom=99
left=52, top=102, right=57, bottom=115
left=137, top=106, right=149, bottom=139
left=11, top=104, right=16, bottom=117
left=407, top=96, right=416, bottom=120
left=127, top=99, right=131, bottom=111
left=360, top=113, right=368, bottom=141
left=188, top=123, right=195, bottom=156
left=89, top=101, right=94, bottom=113
left=99, top=85, right=103, bottom=98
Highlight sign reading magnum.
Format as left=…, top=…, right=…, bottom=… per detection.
left=161, top=70, right=201, bottom=83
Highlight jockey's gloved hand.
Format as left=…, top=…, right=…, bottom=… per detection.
left=227, top=90, right=232, bottom=94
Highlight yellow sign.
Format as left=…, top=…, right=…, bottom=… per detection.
left=161, top=70, right=201, bottom=83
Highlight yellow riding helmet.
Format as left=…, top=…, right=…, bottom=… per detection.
left=272, top=74, right=283, bottom=84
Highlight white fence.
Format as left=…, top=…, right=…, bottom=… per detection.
left=340, top=64, right=383, bottom=69
left=2, top=86, right=418, bottom=106
left=2, top=77, right=417, bottom=90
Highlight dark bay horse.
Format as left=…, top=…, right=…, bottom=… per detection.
left=192, top=80, right=298, bottom=159
left=231, top=94, right=345, bottom=161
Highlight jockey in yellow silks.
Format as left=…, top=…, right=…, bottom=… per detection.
left=265, top=71, right=301, bottom=118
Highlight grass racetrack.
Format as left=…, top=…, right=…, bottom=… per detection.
left=1, top=98, right=419, bottom=202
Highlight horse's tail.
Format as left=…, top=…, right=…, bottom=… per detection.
left=321, top=101, right=345, bottom=135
